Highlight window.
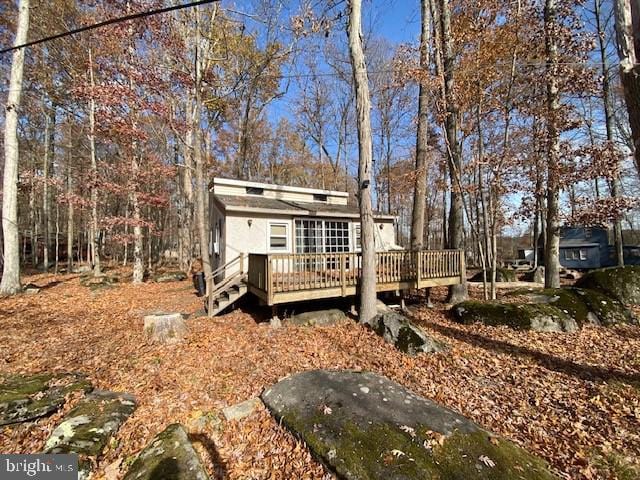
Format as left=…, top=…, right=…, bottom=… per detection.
left=294, top=219, right=350, bottom=253
left=246, top=186, right=264, bottom=195
left=313, top=193, right=328, bottom=202
left=565, top=248, right=588, bottom=261
left=269, top=223, right=288, bottom=251
left=353, top=223, right=361, bottom=250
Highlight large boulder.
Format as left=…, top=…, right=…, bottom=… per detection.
left=123, top=424, right=210, bottom=480
left=262, top=370, right=559, bottom=480
left=515, top=288, right=636, bottom=327
left=288, top=309, right=348, bottom=326
left=522, top=267, right=545, bottom=284
left=370, top=302, right=446, bottom=355
left=45, top=390, right=137, bottom=479
left=575, top=266, right=640, bottom=305
left=153, top=271, right=188, bottom=283
left=469, top=268, right=517, bottom=283
left=0, top=372, right=92, bottom=426
left=453, top=301, right=579, bottom=332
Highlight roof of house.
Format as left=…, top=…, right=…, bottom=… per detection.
left=559, top=241, right=601, bottom=248
left=213, top=194, right=395, bottom=220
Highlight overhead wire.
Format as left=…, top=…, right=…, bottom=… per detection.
left=0, top=0, right=220, bottom=54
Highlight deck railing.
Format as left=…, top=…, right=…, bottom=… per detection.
left=246, top=249, right=464, bottom=304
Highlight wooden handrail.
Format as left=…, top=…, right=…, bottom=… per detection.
left=207, top=253, right=243, bottom=281
left=255, top=249, right=463, bottom=295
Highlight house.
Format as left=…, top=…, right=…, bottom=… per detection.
left=552, top=226, right=640, bottom=269
left=209, top=178, right=398, bottom=276
left=206, top=178, right=464, bottom=316
left=558, top=226, right=609, bottom=269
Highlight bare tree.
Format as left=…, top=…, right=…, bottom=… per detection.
left=437, top=0, right=468, bottom=303
left=1, top=0, right=30, bottom=295
left=544, top=0, right=561, bottom=288
left=613, top=0, right=640, bottom=174
left=347, top=0, right=377, bottom=324
left=411, top=0, right=432, bottom=251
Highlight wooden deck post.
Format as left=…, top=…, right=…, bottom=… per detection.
left=415, top=250, right=422, bottom=289
left=459, top=250, right=466, bottom=284
left=267, top=256, right=273, bottom=305
left=340, top=254, right=347, bottom=297
left=239, top=252, right=245, bottom=276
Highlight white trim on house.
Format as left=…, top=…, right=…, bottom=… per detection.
left=211, top=177, right=349, bottom=198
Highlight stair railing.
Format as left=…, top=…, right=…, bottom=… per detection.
left=207, top=253, right=245, bottom=316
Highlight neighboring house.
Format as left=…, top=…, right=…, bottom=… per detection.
left=551, top=226, right=640, bottom=269
left=209, top=177, right=398, bottom=278
left=558, top=226, right=609, bottom=269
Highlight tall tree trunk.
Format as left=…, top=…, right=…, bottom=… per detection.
left=348, top=0, right=377, bottom=324
left=127, top=4, right=144, bottom=283
left=438, top=0, right=468, bottom=303
left=88, top=47, right=101, bottom=276
left=1, top=0, right=29, bottom=295
left=66, top=159, right=74, bottom=272
left=42, top=101, right=55, bottom=272
left=598, top=0, right=624, bottom=265
left=410, top=0, right=431, bottom=252
left=194, top=6, right=213, bottom=294
left=613, top=0, right=640, bottom=174
left=544, top=0, right=561, bottom=289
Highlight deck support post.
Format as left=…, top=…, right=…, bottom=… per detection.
left=340, top=254, right=347, bottom=297
left=415, top=250, right=422, bottom=289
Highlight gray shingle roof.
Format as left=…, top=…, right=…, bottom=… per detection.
left=213, top=194, right=394, bottom=219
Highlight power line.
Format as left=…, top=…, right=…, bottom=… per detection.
left=0, top=0, right=219, bottom=55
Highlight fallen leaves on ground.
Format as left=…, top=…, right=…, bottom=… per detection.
left=0, top=272, right=639, bottom=479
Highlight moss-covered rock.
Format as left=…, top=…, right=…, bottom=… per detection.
left=262, top=370, right=559, bottom=480
left=370, top=306, right=446, bottom=355
left=470, top=269, right=517, bottom=283
left=45, top=390, right=137, bottom=479
left=0, top=372, right=92, bottom=426
left=123, top=424, right=210, bottom=480
left=575, top=266, right=640, bottom=305
left=453, top=301, right=578, bottom=332
left=505, top=288, right=637, bottom=327
left=153, top=271, right=188, bottom=283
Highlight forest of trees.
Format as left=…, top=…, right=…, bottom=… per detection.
left=1, top=0, right=639, bottom=304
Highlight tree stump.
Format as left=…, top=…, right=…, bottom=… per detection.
left=143, top=313, right=187, bottom=344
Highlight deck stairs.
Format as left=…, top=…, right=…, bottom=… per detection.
left=207, top=254, right=248, bottom=316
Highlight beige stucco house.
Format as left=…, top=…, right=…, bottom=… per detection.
left=209, top=178, right=398, bottom=277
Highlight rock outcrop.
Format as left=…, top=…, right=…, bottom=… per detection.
left=453, top=301, right=579, bottom=332
left=369, top=302, right=446, bottom=355
left=575, top=266, right=640, bottom=305
left=153, top=271, right=188, bottom=283
left=0, top=372, right=92, bottom=426
left=288, top=309, right=348, bottom=326
left=469, top=268, right=517, bottom=283
left=123, top=424, right=210, bottom=480
left=454, top=286, right=638, bottom=331
left=45, top=390, right=137, bottom=478
left=262, top=370, right=559, bottom=480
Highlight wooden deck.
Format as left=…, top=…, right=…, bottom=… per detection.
left=246, top=249, right=465, bottom=305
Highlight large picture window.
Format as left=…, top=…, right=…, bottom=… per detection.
left=295, top=219, right=350, bottom=253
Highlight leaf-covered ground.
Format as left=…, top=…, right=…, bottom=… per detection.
left=1, top=271, right=639, bottom=479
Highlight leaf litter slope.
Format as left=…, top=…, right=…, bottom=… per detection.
left=0, top=274, right=638, bottom=479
